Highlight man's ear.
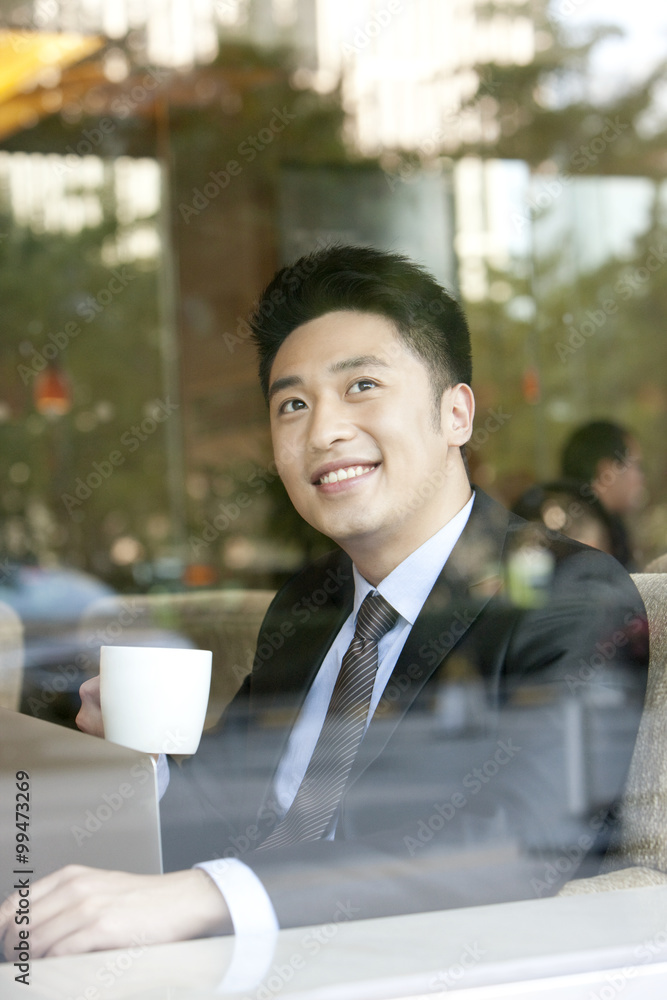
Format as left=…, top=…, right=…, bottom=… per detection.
left=442, top=383, right=475, bottom=445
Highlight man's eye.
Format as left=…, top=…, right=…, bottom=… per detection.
left=279, top=398, right=306, bottom=414
left=348, top=379, right=378, bottom=394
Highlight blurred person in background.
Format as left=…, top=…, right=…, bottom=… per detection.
left=512, top=479, right=614, bottom=555
left=560, top=420, right=645, bottom=569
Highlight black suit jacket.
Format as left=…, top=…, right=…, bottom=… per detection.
left=161, top=490, right=648, bottom=927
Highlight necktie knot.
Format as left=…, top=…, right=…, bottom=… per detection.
left=355, top=592, right=399, bottom=644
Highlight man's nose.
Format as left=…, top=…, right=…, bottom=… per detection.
left=307, top=397, right=355, bottom=451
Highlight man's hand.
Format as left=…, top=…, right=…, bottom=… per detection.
left=0, top=866, right=232, bottom=959
left=76, top=675, right=104, bottom=737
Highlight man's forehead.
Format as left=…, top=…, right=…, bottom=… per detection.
left=269, top=310, right=406, bottom=381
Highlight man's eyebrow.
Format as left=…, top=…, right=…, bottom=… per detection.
left=268, top=375, right=303, bottom=402
left=329, top=355, right=392, bottom=374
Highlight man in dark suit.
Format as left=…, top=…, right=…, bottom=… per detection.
left=1, top=246, right=648, bottom=958
left=160, top=487, right=647, bottom=930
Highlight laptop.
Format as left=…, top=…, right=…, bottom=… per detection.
left=0, top=707, right=162, bottom=903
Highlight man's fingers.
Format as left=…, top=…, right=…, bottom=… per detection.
left=24, top=863, right=88, bottom=903
left=2, top=866, right=111, bottom=960
left=76, top=675, right=104, bottom=737
left=16, top=895, right=104, bottom=960
left=2, top=866, right=231, bottom=960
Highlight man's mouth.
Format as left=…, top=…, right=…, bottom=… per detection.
left=316, top=464, right=378, bottom=485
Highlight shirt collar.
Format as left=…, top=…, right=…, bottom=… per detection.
left=352, top=492, right=475, bottom=626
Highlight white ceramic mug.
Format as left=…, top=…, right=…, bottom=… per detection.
left=100, top=645, right=212, bottom=754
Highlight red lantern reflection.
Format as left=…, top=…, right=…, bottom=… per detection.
left=33, top=364, right=72, bottom=417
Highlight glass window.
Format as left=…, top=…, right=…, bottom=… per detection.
left=1, top=1, right=667, bottom=991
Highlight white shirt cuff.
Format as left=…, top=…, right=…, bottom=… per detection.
left=196, top=857, right=279, bottom=936
left=196, top=858, right=279, bottom=991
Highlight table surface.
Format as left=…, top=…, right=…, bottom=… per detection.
left=4, top=885, right=667, bottom=999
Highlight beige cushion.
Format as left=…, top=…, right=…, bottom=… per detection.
left=559, top=574, right=667, bottom=894
left=607, top=575, right=667, bottom=871
left=559, top=866, right=667, bottom=895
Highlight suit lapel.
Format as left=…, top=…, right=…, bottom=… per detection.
left=349, top=490, right=510, bottom=779
left=248, top=550, right=355, bottom=802
left=250, top=551, right=354, bottom=701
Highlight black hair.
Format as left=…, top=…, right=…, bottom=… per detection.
left=561, top=421, right=630, bottom=484
left=249, top=244, right=472, bottom=408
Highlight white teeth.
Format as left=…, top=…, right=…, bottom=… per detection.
left=319, top=465, right=374, bottom=485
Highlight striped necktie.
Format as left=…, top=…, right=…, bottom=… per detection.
left=258, top=592, right=399, bottom=849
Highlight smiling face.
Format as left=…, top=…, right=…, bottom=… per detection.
left=268, top=311, right=474, bottom=584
